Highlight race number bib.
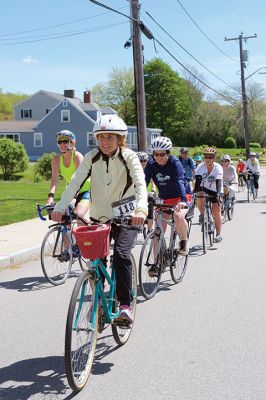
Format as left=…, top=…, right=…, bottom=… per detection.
left=112, top=196, right=136, bottom=217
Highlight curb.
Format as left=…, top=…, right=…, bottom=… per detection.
left=0, top=246, right=41, bottom=269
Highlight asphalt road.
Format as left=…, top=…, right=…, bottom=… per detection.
left=1, top=170, right=266, bottom=400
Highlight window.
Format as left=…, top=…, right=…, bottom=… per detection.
left=21, top=109, right=32, bottom=119
left=63, top=100, right=68, bottom=107
left=151, top=132, right=159, bottom=143
left=87, top=132, right=96, bottom=146
left=0, top=133, right=20, bottom=142
left=131, top=131, right=138, bottom=146
left=34, top=132, right=42, bottom=147
left=61, top=110, right=70, bottom=122
left=46, top=108, right=51, bottom=115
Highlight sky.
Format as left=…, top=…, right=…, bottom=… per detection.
left=1, top=0, right=266, bottom=101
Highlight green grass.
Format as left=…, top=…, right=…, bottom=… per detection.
left=0, top=163, right=65, bottom=226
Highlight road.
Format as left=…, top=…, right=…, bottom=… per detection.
left=1, top=170, right=266, bottom=400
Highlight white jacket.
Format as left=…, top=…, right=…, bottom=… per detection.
left=54, top=147, right=148, bottom=220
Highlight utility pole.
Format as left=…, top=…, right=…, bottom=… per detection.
left=225, top=33, right=257, bottom=160
left=130, top=0, right=147, bottom=152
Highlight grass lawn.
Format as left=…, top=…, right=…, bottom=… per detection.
left=0, top=163, right=65, bottom=226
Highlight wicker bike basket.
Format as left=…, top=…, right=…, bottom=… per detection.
left=73, top=224, right=110, bottom=260
left=224, top=186, right=230, bottom=195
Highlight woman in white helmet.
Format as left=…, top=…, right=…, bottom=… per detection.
left=243, top=152, right=260, bottom=198
left=144, top=136, right=192, bottom=256
left=221, top=154, right=238, bottom=202
left=52, top=114, right=147, bottom=323
left=47, top=129, right=90, bottom=222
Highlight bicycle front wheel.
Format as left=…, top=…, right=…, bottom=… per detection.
left=202, top=214, right=208, bottom=254
left=41, top=226, right=72, bottom=285
left=112, top=254, right=137, bottom=346
left=138, top=230, right=163, bottom=299
left=65, top=271, right=98, bottom=392
left=170, top=249, right=188, bottom=284
left=227, top=199, right=234, bottom=220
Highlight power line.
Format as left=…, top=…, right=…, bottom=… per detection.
left=0, top=9, right=124, bottom=37
left=175, top=0, right=238, bottom=63
left=153, top=38, right=237, bottom=103
left=0, top=22, right=127, bottom=45
left=145, top=10, right=243, bottom=96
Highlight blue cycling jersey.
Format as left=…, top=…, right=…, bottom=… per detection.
left=144, top=155, right=188, bottom=202
left=179, top=156, right=195, bottom=181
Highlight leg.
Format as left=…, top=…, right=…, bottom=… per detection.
left=212, top=202, right=222, bottom=236
left=173, top=206, right=189, bottom=255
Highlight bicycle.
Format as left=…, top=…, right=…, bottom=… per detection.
left=246, top=173, right=256, bottom=202
left=138, top=198, right=193, bottom=300
left=195, top=193, right=215, bottom=254
left=221, top=183, right=235, bottom=223
left=64, top=217, right=141, bottom=391
left=37, top=204, right=90, bottom=286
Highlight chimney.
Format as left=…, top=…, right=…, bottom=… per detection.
left=64, top=89, right=75, bottom=98
left=84, top=90, right=92, bottom=103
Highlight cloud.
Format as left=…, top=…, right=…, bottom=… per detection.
left=22, top=56, right=37, bottom=64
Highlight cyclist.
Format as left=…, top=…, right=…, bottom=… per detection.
left=236, top=158, right=246, bottom=183
left=243, top=152, right=260, bottom=198
left=136, top=151, right=154, bottom=232
left=194, top=155, right=203, bottom=167
left=179, top=147, right=195, bottom=186
left=51, top=114, right=147, bottom=323
left=194, top=147, right=223, bottom=243
left=221, top=154, right=238, bottom=202
left=144, top=137, right=191, bottom=256
left=47, top=130, right=90, bottom=221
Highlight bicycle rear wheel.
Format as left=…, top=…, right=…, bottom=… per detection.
left=41, top=226, right=72, bottom=285
left=65, top=271, right=98, bottom=392
left=112, top=254, right=137, bottom=346
left=138, top=230, right=163, bottom=299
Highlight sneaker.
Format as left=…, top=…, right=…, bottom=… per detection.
left=198, top=214, right=204, bottom=224
left=115, top=305, right=133, bottom=324
left=148, top=264, right=159, bottom=277
left=59, top=249, right=70, bottom=262
left=214, top=234, right=222, bottom=243
left=178, top=240, right=189, bottom=256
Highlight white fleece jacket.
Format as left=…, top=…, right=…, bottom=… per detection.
left=54, top=147, right=148, bottom=220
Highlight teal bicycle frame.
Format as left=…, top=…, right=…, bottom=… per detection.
left=73, top=258, right=120, bottom=331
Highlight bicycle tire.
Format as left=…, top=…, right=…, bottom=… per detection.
left=138, top=229, right=163, bottom=299
left=170, top=231, right=188, bottom=284
left=112, top=254, right=137, bottom=346
left=65, top=271, right=98, bottom=392
left=41, top=226, right=72, bottom=285
left=227, top=199, right=234, bottom=220
left=202, top=211, right=208, bottom=254
left=247, top=186, right=250, bottom=202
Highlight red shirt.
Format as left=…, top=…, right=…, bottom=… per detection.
left=236, top=162, right=245, bottom=173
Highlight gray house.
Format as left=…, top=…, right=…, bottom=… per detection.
left=0, top=89, right=161, bottom=160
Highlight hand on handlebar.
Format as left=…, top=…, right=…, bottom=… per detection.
left=51, top=211, right=64, bottom=222
left=131, top=212, right=146, bottom=226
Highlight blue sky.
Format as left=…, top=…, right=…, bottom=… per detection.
left=1, top=0, right=266, bottom=100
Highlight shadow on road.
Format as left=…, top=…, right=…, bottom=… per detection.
left=0, top=276, right=53, bottom=292
left=0, top=355, right=69, bottom=400
left=92, top=333, right=116, bottom=376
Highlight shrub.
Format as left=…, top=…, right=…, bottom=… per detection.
left=34, top=152, right=56, bottom=181
left=250, top=142, right=261, bottom=149
left=224, top=137, right=236, bottom=148
left=0, top=138, right=28, bottom=180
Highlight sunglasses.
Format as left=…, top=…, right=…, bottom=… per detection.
left=140, top=160, right=147, bottom=163
left=154, top=152, right=167, bottom=158
left=204, top=155, right=214, bottom=159
left=57, top=139, right=69, bottom=144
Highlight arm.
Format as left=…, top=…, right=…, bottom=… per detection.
left=74, top=151, right=84, bottom=169
left=144, top=162, right=152, bottom=187
left=127, top=152, right=148, bottom=217
left=47, top=155, right=60, bottom=205
left=175, top=161, right=187, bottom=203
left=194, top=175, right=202, bottom=192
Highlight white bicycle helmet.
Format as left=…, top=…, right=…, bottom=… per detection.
left=221, top=154, right=231, bottom=162
left=151, top=136, right=172, bottom=151
left=250, top=152, right=256, bottom=156
left=93, top=114, right=128, bottom=137
left=239, top=158, right=243, bottom=163
left=136, top=151, right=148, bottom=161
left=56, top=130, right=76, bottom=141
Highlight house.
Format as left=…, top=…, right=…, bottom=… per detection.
left=0, top=89, right=161, bottom=161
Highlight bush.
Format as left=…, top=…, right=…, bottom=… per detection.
left=0, top=138, right=28, bottom=180
left=34, top=152, right=56, bottom=181
left=224, top=137, right=236, bottom=148
left=250, top=142, right=261, bottom=149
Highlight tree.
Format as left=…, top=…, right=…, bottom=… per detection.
left=0, top=139, right=28, bottom=180
left=34, top=152, right=56, bottom=181
left=91, top=67, right=136, bottom=124
left=144, top=58, right=192, bottom=145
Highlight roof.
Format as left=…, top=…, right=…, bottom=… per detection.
left=13, top=89, right=80, bottom=108
left=0, top=120, right=39, bottom=133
